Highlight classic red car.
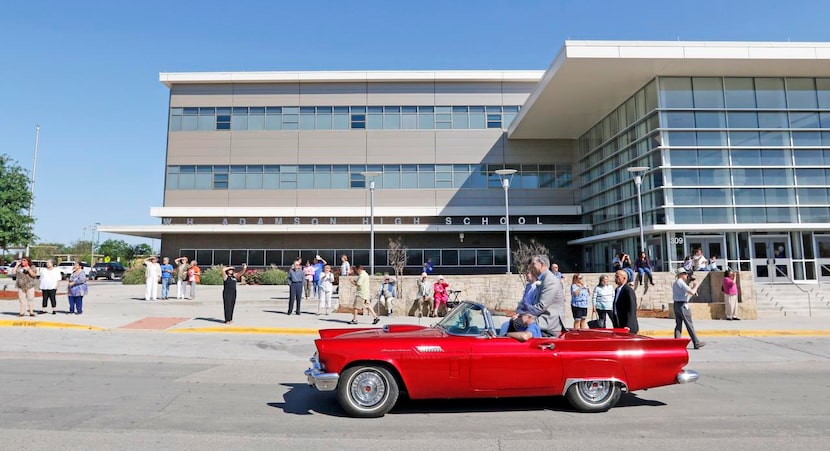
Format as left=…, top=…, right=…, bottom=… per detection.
left=305, top=301, right=699, bottom=417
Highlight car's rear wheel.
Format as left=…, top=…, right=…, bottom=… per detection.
left=107, top=271, right=114, bottom=280
left=337, top=365, right=399, bottom=418
left=565, top=380, right=621, bottom=413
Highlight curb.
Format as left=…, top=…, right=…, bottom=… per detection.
left=0, top=319, right=106, bottom=331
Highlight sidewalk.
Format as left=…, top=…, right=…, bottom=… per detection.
left=1, top=280, right=828, bottom=336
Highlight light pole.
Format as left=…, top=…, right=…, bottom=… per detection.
left=495, top=169, right=517, bottom=274
left=361, top=171, right=381, bottom=275
left=26, top=124, right=40, bottom=257
left=90, top=222, right=100, bottom=266
left=627, top=166, right=649, bottom=253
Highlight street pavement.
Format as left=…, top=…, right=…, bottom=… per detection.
left=1, top=279, right=827, bottom=336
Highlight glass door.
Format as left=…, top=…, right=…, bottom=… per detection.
left=685, top=236, right=726, bottom=269
left=751, top=236, right=791, bottom=284
left=816, top=235, right=830, bottom=283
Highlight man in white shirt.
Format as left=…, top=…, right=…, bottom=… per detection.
left=144, top=256, right=162, bottom=301
left=693, top=249, right=709, bottom=271
left=39, top=260, right=62, bottom=314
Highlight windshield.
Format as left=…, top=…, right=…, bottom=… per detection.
left=436, top=302, right=493, bottom=337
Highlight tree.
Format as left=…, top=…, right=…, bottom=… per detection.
left=98, top=239, right=133, bottom=262
left=130, top=243, right=152, bottom=259
left=512, top=237, right=550, bottom=283
left=387, top=236, right=408, bottom=298
left=0, top=154, right=35, bottom=257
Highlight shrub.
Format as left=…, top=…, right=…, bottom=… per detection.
left=121, top=266, right=146, bottom=285
left=259, top=268, right=287, bottom=285
left=199, top=266, right=224, bottom=285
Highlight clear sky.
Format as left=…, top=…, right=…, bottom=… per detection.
left=2, top=0, right=829, bottom=250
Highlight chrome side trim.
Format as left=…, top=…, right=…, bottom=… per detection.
left=676, top=369, right=700, bottom=384
left=562, top=377, right=627, bottom=396
left=304, top=355, right=339, bottom=392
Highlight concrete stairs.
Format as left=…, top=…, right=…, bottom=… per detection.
left=755, top=284, right=830, bottom=318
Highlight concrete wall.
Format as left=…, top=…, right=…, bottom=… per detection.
left=337, top=270, right=757, bottom=320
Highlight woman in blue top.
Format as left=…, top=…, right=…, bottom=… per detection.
left=570, top=273, right=590, bottom=330
left=592, top=274, right=615, bottom=328
left=67, top=261, right=88, bottom=315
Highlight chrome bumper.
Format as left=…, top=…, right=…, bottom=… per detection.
left=676, top=369, right=700, bottom=384
left=304, top=355, right=339, bottom=392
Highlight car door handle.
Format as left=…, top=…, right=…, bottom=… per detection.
left=538, top=343, right=556, bottom=350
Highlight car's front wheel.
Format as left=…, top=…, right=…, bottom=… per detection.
left=337, top=365, right=399, bottom=418
left=565, top=380, right=621, bottom=413
left=107, top=271, right=114, bottom=280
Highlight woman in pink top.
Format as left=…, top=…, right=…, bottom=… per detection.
left=722, top=270, right=739, bottom=320
left=432, top=276, right=449, bottom=317
left=302, top=261, right=315, bottom=299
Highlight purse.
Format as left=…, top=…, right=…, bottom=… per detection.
left=587, top=312, right=602, bottom=329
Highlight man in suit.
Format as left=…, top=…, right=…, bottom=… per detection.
left=612, top=270, right=639, bottom=334
left=517, top=254, right=566, bottom=337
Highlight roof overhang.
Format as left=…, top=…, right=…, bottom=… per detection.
left=159, top=70, right=544, bottom=88
left=509, top=40, right=830, bottom=140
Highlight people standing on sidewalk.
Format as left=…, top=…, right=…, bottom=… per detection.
left=432, top=276, right=449, bottom=317
left=570, top=273, right=590, bottom=330
left=143, top=256, right=161, bottom=301
left=592, top=274, right=614, bottom=328
left=302, top=261, right=315, bottom=300
left=336, top=255, right=350, bottom=294
left=12, top=257, right=38, bottom=317
left=39, top=260, right=61, bottom=315
left=350, top=264, right=380, bottom=325
left=187, top=261, right=201, bottom=300
left=174, top=256, right=189, bottom=299
left=221, top=264, right=245, bottom=324
left=67, top=261, right=88, bottom=315
left=287, top=259, right=304, bottom=315
left=160, top=257, right=174, bottom=300
left=673, top=269, right=705, bottom=349
left=318, top=264, right=335, bottom=315
left=312, top=255, right=326, bottom=299
left=612, top=270, right=639, bottom=334
left=722, top=269, right=740, bottom=321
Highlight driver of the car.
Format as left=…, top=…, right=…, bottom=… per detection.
left=498, top=313, right=542, bottom=342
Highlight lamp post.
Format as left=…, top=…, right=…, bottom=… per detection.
left=495, top=169, right=517, bottom=274
left=627, top=166, right=649, bottom=253
left=25, top=124, right=40, bottom=257
left=361, top=171, right=381, bottom=275
left=90, top=222, right=100, bottom=266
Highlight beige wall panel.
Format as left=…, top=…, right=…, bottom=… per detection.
left=503, top=139, right=575, bottom=164
left=434, top=131, right=503, bottom=163
left=226, top=190, right=299, bottom=207
left=229, top=132, right=299, bottom=164
left=372, top=189, right=438, bottom=208
left=298, top=132, right=366, bottom=161
left=171, top=84, right=234, bottom=107
left=232, top=83, right=300, bottom=106
left=367, top=82, right=436, bottom=105
left=299, top=82, right=367, bottom=106
left=501, top=81, right=537, bottom=105
left=366, top=131, right=436, bottom=163
left=301, top=190, right=372, bottom=208
left=167, top=133, right=232, bottom=164
left=164, top=190, right=231, bottom=208
left=435, top=82, right=503, bottom=104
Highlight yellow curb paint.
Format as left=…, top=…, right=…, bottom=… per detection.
left=0, top=320, right=106, bottom=331
left=168, top=327, right=318, bottom=335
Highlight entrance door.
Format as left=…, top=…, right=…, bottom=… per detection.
left=686, top=236, right=725, bottom=267
left=816, top=235, right=830, bottom=283
left=751, top=236, right=791, bottom=284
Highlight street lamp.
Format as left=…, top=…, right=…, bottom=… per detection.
left=90, top=222, right=100, bottom=266
left=361, top=171, right=381, bottom=275
left=25, top=125, right=41, bottom=257
left=627, top=166, right=649, bottom=253
left=495, top=168, right=517, bottom=274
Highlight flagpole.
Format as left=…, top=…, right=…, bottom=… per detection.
left=26, top=124, right=40, bottom=257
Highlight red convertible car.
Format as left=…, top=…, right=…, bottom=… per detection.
left=305, top=301, right=699, bottom=417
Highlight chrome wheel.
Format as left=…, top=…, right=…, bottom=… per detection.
left=575, top=380, right=612, bottom=403
left=565, top=379, right=621, bottom=413
left=349, top=370, right=387, bottom=408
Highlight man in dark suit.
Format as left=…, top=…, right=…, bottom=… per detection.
left=612, top=270, right=639, bottom=334
left=518, top=254, right=566, bottom=337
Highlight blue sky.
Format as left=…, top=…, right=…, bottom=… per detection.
left=2, top=0, right=829, bottom=249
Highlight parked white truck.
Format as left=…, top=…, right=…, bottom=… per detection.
left=57, top=261, right=95, bottom=280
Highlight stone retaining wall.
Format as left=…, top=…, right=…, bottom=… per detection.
left=337, top=270, right=756, bottom=320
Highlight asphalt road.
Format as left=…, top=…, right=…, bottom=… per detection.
left=0, top=330, right=829, bottom=450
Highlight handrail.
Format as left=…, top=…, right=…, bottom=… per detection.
left=773, top=266, right=811, bottom=317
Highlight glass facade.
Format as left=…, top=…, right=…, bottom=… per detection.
left=578, top=76, right=830, bottom=279
left=166, top=163, right=573, bottom=191
left=169, top=105, right=521, bottom=131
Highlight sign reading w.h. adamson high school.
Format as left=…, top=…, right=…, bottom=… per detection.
left=160, top=216, right=576, bottom=226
